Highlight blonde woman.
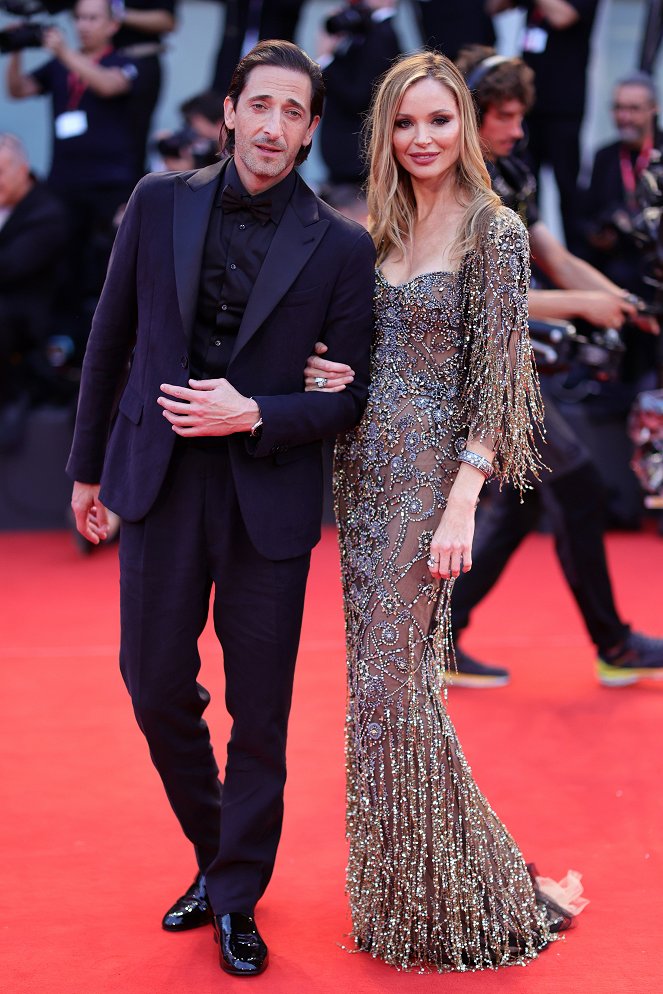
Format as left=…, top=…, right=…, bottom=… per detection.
left=305, top=52, right=579, bottom=970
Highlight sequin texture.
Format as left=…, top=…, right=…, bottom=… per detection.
left=334, top=210, right=549, bottom=971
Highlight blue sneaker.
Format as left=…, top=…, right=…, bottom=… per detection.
left=597, top=631, right=663, bottom=687
left=448, top=646, right=510, bottom=688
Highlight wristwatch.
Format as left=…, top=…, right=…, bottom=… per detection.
left=249, top=398, right=263, bottom=438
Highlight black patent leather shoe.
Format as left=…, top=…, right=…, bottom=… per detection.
left=213, top=913, right=269, bottom=976
left=162, top=873, right=213, bottom=932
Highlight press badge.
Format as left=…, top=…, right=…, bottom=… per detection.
left=55, top=110, right=88, bottom=139
left=522, top=26, right=548, bottom=53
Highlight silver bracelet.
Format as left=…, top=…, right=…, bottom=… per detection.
left=458, top=449, right=494, bottom=479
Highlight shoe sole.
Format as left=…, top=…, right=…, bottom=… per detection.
left=162, top=917, right=213, bottom=932
left=597, top=664, right=663, bottom=687
left=447, top=673, right=510, bottom=688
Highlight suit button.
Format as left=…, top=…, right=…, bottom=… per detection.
left=180, top=356, right=189, bottom=369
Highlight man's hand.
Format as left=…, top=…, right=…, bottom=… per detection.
left=71, top=482, right=110, bottom=545
left=42, top=27, right=68, bottom=59
left=575, top=291, right=637, bottom=328
left=303, top=342, right=355, bottom=392
left=158, top=378, right=259, bottom=436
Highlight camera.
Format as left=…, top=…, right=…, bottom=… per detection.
left=529, top=318, right=625, bottom=380
left=0, top=0, right=71, bottom=54
left=325, top=1, right=372, bottom=36
left=155, top=128, right=219, bottom=169
left=601, top=148, right=663, bottom=312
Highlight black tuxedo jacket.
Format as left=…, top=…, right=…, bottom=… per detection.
left=66, top=159, right=376, bottom=559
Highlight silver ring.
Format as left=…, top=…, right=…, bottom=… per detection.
left=314, top=376, right=328, bottom=388
left=427, top=557, right=438, bottom=567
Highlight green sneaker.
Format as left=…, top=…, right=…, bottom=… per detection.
left=597, top=632, right=663, bottom=687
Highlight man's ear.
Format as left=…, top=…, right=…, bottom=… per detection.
left=223, top=96, right=236, bottom=131
left=302, top=114, right=321, bottom=148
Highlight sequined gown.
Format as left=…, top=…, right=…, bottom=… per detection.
left=334, top=211, right=548, bottom=971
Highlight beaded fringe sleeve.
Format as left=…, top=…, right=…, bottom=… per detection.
left=459, top=208, right=545, bottom=492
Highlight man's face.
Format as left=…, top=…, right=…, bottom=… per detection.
left=479, top=99, right=526, bottom=160
left=74, top=0, right=118, bottom=53
left=224, top=65, right=320, bottom=194
left=0, top=147, right=30, bottom=208
left=612, top=84, right=657, bottom=148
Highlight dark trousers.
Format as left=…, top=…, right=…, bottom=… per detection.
left=451, top=392, right=630, bottom=655
left=525, top=113, right=583, bottom=250
left=119, top=441, right=311, bottom=913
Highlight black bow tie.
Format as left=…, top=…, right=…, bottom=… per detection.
left=221, top=184, right=272, bottom=224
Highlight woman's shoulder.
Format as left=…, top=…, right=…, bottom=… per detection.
left=484, top=205, right=529, bottom=251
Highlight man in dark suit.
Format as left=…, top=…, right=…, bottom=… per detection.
left=67, top=40, right=375, bottom=977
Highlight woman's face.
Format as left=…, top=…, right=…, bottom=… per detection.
left=391, top=77, right=462, bottom=183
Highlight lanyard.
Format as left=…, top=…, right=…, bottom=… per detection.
left=66, top=46, right=113, bottom=110
left=619, top=134, right=653, bottom=210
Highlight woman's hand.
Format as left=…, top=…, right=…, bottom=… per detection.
left=304, top=341, right=356, bottom=392
left=428, top=495, right=476, bottom=580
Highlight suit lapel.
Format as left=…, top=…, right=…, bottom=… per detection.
left=230, top=176, right=330, bottom=362
left=173, top=159, right=227, bottom=339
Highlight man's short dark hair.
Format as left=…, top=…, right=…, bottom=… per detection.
left=221, top=40, right=325, bottom=166
left=456, top=45, right=535, bottom=120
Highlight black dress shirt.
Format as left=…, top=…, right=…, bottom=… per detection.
left=190, top=159, right=297, bottom=381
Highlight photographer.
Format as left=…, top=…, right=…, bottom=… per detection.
left=4, top=0, right=139, bottom=344
left=578, top=72, right=662, bottom=388
left=447, top=47, right=663, bottom=688
left=318, top=0, right=400, bottom=185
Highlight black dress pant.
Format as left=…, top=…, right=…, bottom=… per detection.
left=119, top=440, right=311, bottom=913
left=451, top=391, right=629, bottom=655
left=525, top=113, right=583, bottom=250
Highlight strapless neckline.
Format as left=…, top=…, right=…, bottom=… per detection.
left=376, top=268, right=457, bottom=289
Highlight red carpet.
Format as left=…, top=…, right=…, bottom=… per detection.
left=1, top=527, right=662, bottom=993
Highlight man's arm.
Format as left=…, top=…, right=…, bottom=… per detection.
left=159, top=230, right=376, bottom=453
left=528, top=287, right=635, bottom=326
left=529, top=220, right=623, bottom=293
left=6, top=51, right=41, bottom=98
left=530, top=0, right=580, bottom=29
left=527, top=219, right=661, bottom=330
left=66, top=181, right=143, bottom=485
left=71, top=482, right=110, bottom=545
left=41, top=28, right=133, bottom=97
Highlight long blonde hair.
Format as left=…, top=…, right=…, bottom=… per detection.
left=365, top=51, right=502, bottom=266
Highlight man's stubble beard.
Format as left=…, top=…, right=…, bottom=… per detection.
left=237, top=141, right=293, bottom=181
